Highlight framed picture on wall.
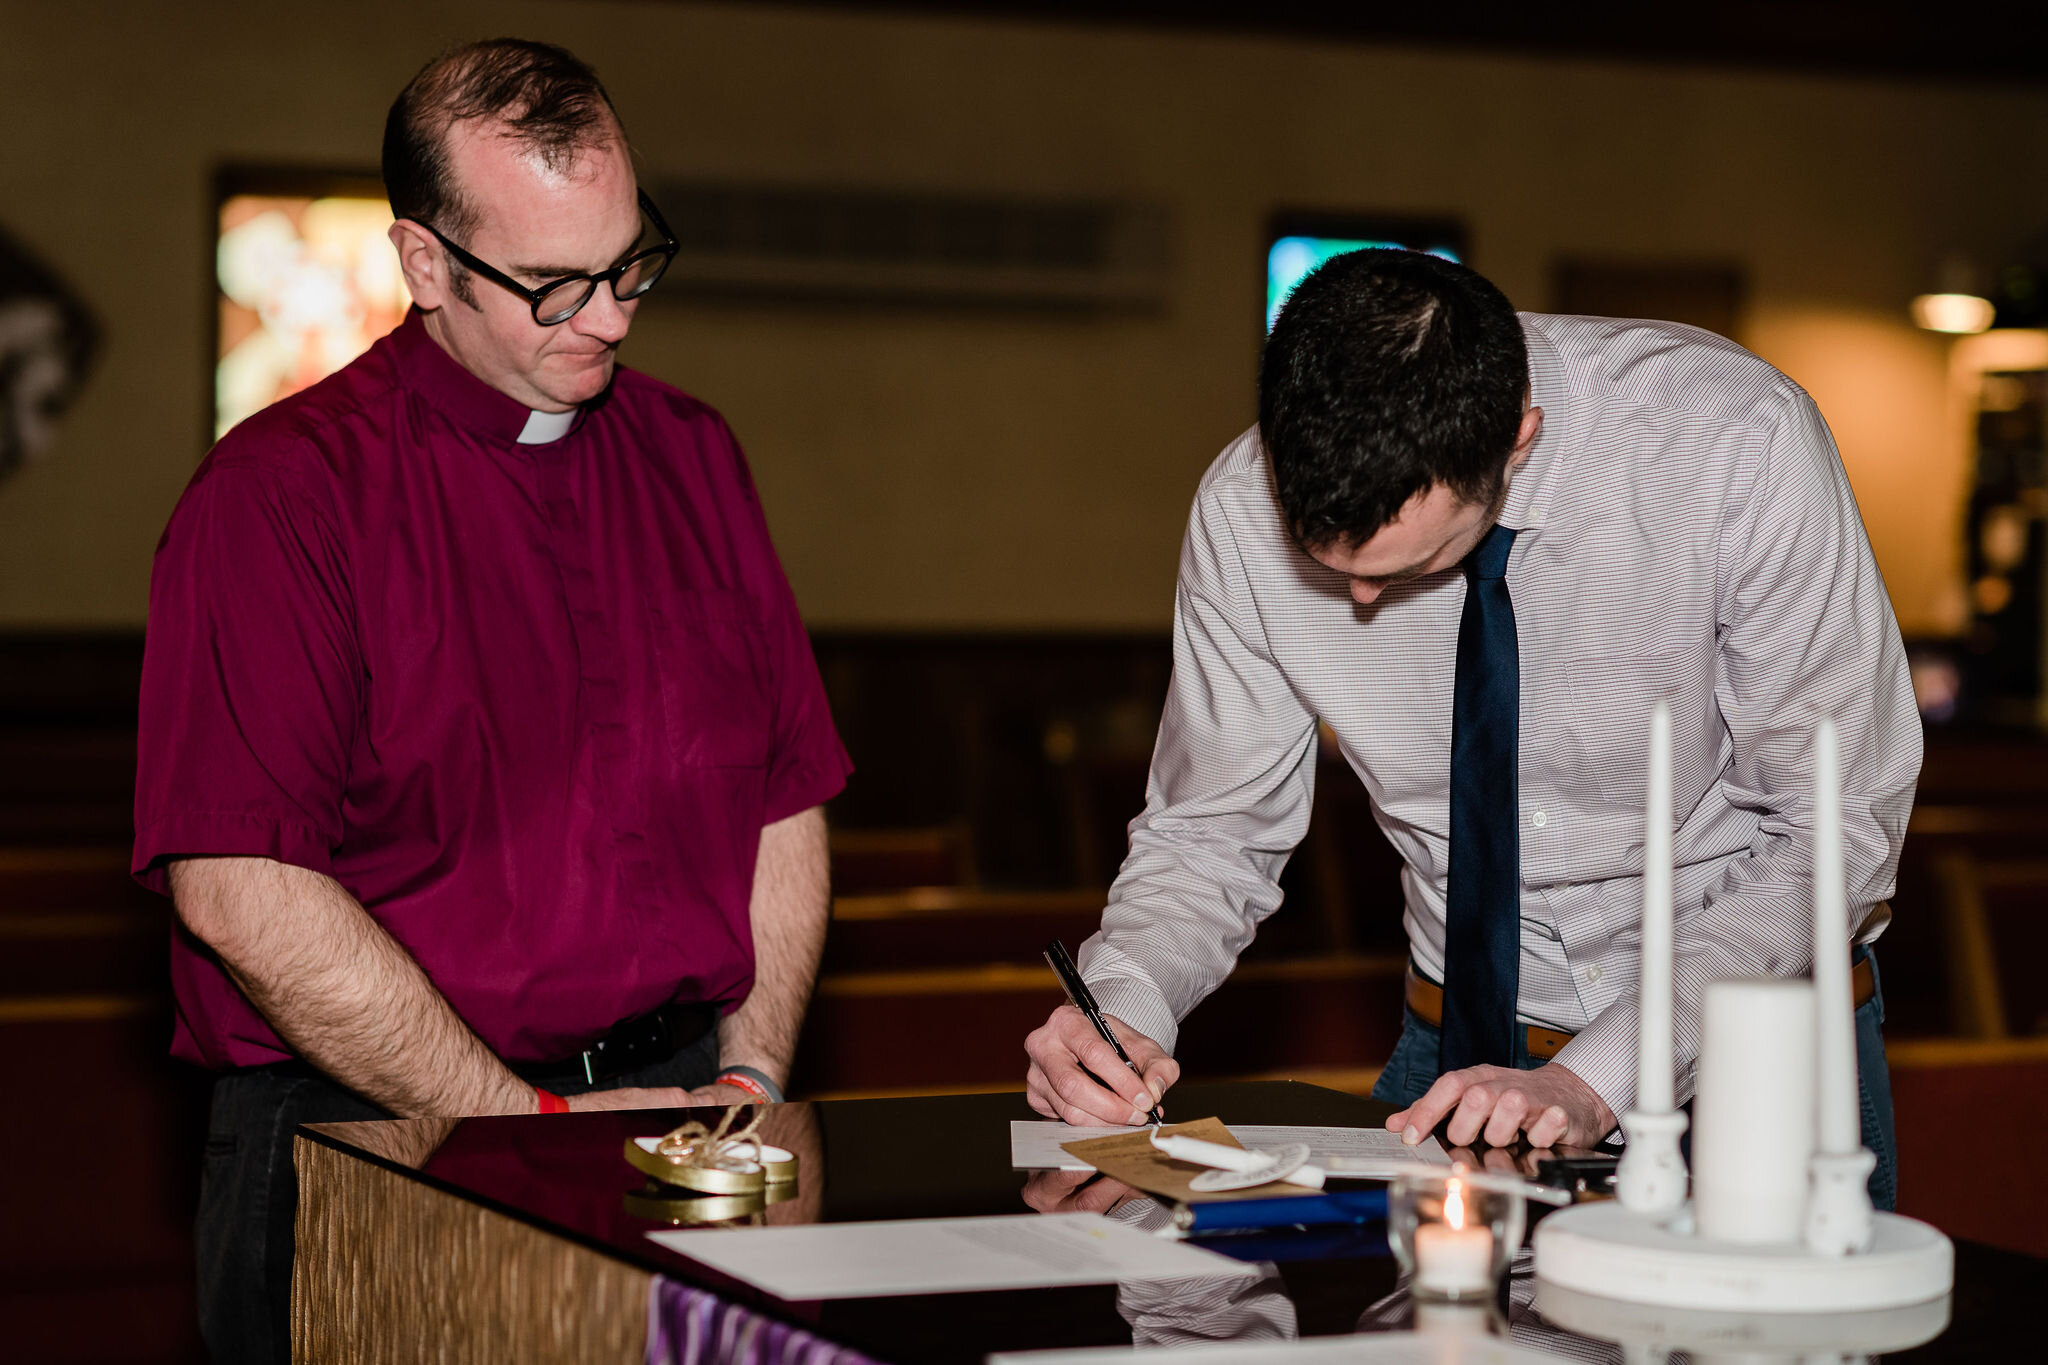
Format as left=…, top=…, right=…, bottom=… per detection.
left=211, top=167, right=407, bottom=443
left=1263, top=211, right=1466, bottom=334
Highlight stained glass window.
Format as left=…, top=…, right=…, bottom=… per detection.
left=215, top=181, right=409, bottom=438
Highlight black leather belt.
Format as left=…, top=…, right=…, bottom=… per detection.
left=508, top=1002, right=718, bottom=1087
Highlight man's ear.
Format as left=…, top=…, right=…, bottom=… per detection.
left=387, top=219, right=448, bottom=312
left=1508, top=405, right=1544, bottom=472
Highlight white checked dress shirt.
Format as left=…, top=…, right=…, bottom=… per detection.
left=1079, top=313, right=1921, bottom=1118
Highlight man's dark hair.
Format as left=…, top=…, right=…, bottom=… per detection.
left=1259, top=249, right=1529, bottom=551
left=382, top=38, right=625, bottom=295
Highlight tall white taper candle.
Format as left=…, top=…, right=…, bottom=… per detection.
left=1636, top=702, right=1675, bottom=1114
left=1617, top=701, right=1688, bottom=1214
left=1812, top=717, right=1859, bottom=1156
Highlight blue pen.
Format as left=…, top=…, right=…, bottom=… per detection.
left=1172, top=1188, right=1390, bottom=1235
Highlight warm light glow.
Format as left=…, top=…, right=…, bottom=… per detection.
left=216, top=193, right=411, bottom=438
left=1911, top=293, right=1995, bottom=335
left=1443, top=1177, right=1467, bottom=1230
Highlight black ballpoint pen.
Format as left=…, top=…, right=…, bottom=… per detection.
left=1043, top=938, right=1167, bottom=1125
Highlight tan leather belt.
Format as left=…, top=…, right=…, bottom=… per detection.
left=1403, top=958, right=1875, bottom=1063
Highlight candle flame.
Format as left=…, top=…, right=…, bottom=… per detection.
left=1444, top=1177, right=1466, bottom=1230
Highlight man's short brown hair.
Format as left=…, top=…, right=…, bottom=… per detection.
left=381, top=38, right=625, bottom=244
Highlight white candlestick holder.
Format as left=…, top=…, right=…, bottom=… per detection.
left=1532, top=716, right=1952, bottom=1312
left=1615, top=1109, right=1688, bottom=1215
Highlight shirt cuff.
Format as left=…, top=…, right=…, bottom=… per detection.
left=131, top=810, right=335, bottom=896
left=1083, top=974, right=1181, bottom=1058
left=1550, top=1003, right=1641, bottom=1130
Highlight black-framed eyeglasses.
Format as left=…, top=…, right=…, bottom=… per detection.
left=413, top=189, right=679, bottom=326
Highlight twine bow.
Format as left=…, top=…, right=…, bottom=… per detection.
left=653, top=1104, right=767, bottom=1172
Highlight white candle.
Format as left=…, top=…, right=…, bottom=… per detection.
left=1414, top=1178, right=1495, bottom=1296
left=1636, top=701, right=1675, bottom=1115
left=1693, top=978, right=1816, bottom=1243
left=1812, top=718, right=1860, bottom=1157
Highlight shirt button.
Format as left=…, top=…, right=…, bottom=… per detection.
left=1587, top=963, right=1604, bottom=984
left=1531, top=809, right=1548, bottom=829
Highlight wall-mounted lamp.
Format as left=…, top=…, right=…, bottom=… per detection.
left=1911, top=253, right=1995, bottom=334
left=1910, top=292, right=1996, bottom=334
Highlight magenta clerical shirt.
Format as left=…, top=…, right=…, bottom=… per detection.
left=135, top=310, right=851, bottom=1069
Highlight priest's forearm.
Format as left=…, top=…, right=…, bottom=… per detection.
left=169, top=856, right=535, bottom=1117
left=717, top=806, right=830, bottom=1087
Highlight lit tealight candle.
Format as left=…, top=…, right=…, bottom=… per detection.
left=1413, top=1177, right=1495, bottom=1297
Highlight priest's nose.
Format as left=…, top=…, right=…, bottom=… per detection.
left=573, top=284, right=633, bottom=345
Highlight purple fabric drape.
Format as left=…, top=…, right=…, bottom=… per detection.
left=647, top=1277, right=883, bottom=1365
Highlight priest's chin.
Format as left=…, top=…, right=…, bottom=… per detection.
left=547, top=350, right=618, bottom=405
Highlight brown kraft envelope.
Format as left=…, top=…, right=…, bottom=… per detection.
left=1060, top=1117, right=1321, bottom=1204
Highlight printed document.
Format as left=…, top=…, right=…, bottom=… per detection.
left=647, top=1212, right=1257, bottom=1300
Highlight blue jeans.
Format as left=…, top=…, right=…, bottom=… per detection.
left=1370, top=949, right=1898, bottom=1211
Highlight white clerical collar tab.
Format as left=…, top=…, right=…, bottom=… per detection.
left=517, top=407, right=578, bottom=444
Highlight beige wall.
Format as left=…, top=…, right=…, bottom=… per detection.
left=5, top=1, right=2046, bottom=632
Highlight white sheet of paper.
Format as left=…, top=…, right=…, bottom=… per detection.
left=1009, top=1121, right=1449, bottom=1175
left=646, top=1212, right=1257, bottom=1300
left=990, top=1334, right=1582, bottom=1364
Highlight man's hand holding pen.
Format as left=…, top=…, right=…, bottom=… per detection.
left=1024, top=1005, right=1180, bottom=1126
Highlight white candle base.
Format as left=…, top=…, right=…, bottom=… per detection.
left=1534, top=1201, right=1951, bottom=1312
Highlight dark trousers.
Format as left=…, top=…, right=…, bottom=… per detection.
left=195, top=1028, right=720, bottom=1365
left=1369, top=949, right=1898, bottom=1211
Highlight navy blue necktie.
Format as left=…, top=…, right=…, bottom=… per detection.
left=1440, top=523, right=1520, bottom=1072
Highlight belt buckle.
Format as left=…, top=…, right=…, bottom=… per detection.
left=581, top=1049, right=598, bottom=1087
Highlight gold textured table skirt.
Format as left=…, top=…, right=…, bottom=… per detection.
left=291, top=1134, right=647, bottom=1364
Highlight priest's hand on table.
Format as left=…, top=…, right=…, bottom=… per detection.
left=1024, top=1005, right=1180, bottom=1126
left=1387, top=1061, right=1617, bottom=1150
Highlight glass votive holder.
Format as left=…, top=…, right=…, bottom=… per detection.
left=1388, top=1169, right=1525, bottom=1301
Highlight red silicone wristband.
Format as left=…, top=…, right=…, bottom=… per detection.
left=535, top=1088, right=570, bottom=1114
left=716, top=1070, right=773, bottom=1102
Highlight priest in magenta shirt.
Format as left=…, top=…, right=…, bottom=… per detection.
left=131, top=40, right=848, bottom=1365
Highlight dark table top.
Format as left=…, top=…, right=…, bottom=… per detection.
left=303, top=1081, right=2037, bottom=1363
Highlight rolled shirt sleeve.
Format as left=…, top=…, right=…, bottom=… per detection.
left=133, top=455, right=358, bottom=891
left=1552, top=388, right=1921, bottom=1117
